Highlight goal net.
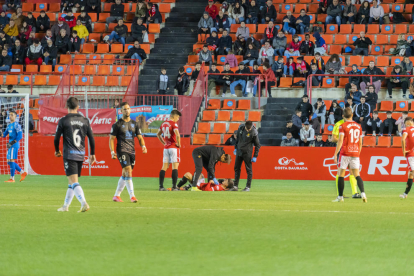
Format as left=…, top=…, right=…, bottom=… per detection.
left=0, top=94, right=29, bottom=175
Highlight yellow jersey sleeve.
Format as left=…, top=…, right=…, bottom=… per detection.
left=332, top=120, right=344, bottom=137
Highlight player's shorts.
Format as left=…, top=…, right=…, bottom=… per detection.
left=163, top=148, right=180, bottom=163
left=6, top=146, right=19, bottom=160
left=407, top=157, right=414, bottom=171
left=338, top=155, right=360, bottom=170
left=63, top=159, right=83, bottom=177
left=117, top=152, right=136, bottom=169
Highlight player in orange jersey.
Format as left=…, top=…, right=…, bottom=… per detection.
left=157, top=109, right=182, bottom=191
left=333, top=107, right=367, bottom=203
left=400, top=117, right=414, bottom=199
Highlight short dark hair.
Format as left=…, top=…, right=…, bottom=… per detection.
left=245, top=121, right=253, bottom=129
left=7, top=85, right=13, bottom=90
left=263, top=62, right=270, bottom=69
left=295, top=109, right=301, bottom=114
left=386, top=111, right=392, bottom=115
left=9, top=110, right=17, bottom=115
left=33, top=38, right=39, bottom=44
left=227, top=179, right=234, bottom=189
left=170, top=109, right=182, bottom=117
left=120, top=102, right=129, bottom=108
left=161, top=67, right=166, bottom=71
left=66, top=97, right=79, bottom=110
left=223, top=154, right=231, bottom=164
left=300, top=9, right=305, bottom=12
left=195, top=61, right=202, bottom=66
left=403, top=111, right=409, bottom=115
left=405, top=117, right=413, bottom=123
left=373, top=111, right=378, bottom=115
left=286, top=132, right=292, bottom=135
left=317, top=98, right=322, bottom=102
left=179, top=66, right=184, bottom=73
left=315, top=52, right=320, bottom=56
left=73, top=30, right=77, bottom=35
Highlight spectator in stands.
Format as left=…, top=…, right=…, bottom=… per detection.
left=369, top=0, right=384, bottom=24
left=357, top=1, right=370, bottom=24
left=106, top=0, right=124, bottom=24
left=51, top=17, right=70, bottom=38
left=345, top=97, right=355, bottom=112
left=342, top=0, right=356, bottom=24
left=296, top=9, right=310, bottom=34
left=0, top=49, right=11, bottom=71
left=380, top=111, right=397, bottom=136
left=40, top=29, right=53, bottom=48
left=199, top=44, right=213, bottom=64
left=225, top=132, right=237, bottom=146
left=360, top=60, right=384, bottom=94
left=284, top=35, right=300, bottom=58
left=134, top=2, right=147, bottom=22
left=304, top=64, right=323, bottom=94
left=216, top=63, right=233, bottom=96
left=284, top=120, right=300, bottom=140
left=24, top=12, right=36, bottom=33
left=261, top=21, right=277, bottom=45
left=395, top=111, right=408, bottom=136
left=273, top=31, right=286, bottom=57
left=207, top=63, right=221, bottom=93
left=281, top=132, right=298, bottom=147
left=42, top=38, right=57, bottom=67
left=231, top=63, right=250, bottom=97
left=216, top=26, right=232, bottom=52
left=55, top=29, right=69, bottom=54
left=3, top=0, right=21, bottom=13
left=175, top=67, right=189, bottom=96
left=18, top=21, right=31, bottom=45
left=299, top=34, right=314, bottom=55
left=68, top=31, right=81, bottom=53
left=64, top=11, right=77, bottom=29
left=345, top=64, right=361, bottom=93
left=282, top=11, right=296, bottom=35
left=346, top=83, right=362, bottom=105
left=234, top=35, right=246, bottom=56
left=355, top=96, right=371, bottom=131
left=61, top=0, right=74, bottom=12
left=205, top=0, right=218, bottom=20
left=283, top=56, right=295, bottom=77
left=212, top=11, right=230, bottom=34
left=324, top=135, right=336, bottom=147
left=87, top=0, right=101, bottom=14
left=206, top=31, right=219, bottom=52
left=311, top=117, right=321, bottom=135
left=236, top=21, right=249, bottom=40
left=36, top=11, right=50, bottom=33
left=402, top=56, right=413, bottom=75
left=313, top=98, right=326, bottom=131
left=261, top=0, right=277, bottom=24
left=25, top=39, right=42, bottom=66
left=294, top=56, right=309, bottom=77
left=247, top=35, right=261, bottom=51
left=73, top=0, right=86, bottom=12
left=190, top=62, right=202, bottom=84
left=299, top=121, right=314, bottom=146
left=326, top=0, right=342, bottom=27
left=128, top=18, right=148, bottom=44
left=353, top=31, right=372, bottom=56
left=296, top=95, right=313, bottom=122
left=224, top=50, right=238, bottom=67
left=392, top=34, right=411, bottom=56
left=325, top=54, right=342, bottom=75
left=387, top=65, right=409, bottom=99
left=11, top=39, right=24, bottom=65
left=0, top=11, right=9, bottom=30
left=272, top=56, right=284, bottom=78
left=156, top=67, right=170, bottom=96
left=253, top=62, right=275, bottom=97
left=258, top=40, right=274, bottom=66
left=313, top=32, right=326, bottom=56
left=366, top=111, right=381, bottom=136
left=310, top=134, right=324, bottom=147
left=311, top=52, right=325, bottom=72
left=0, top=31, right=11, bottom=51
left=328, top=100, right=343, bottom=124
left=241, top=43, right=259, bottom=67
left=365, top=85, right=378, bottom=111
left=11, top=8, right=23, bottom=29
left=4, top=19, right=18, bottom=41
left=229, top=2, right=245, bottom=24
left=246, top=0, right=260, bottom=24
left=104, top=19, right=127, bottom=46
left=198, top=12, right=214, bottom=39
left=124, top=40, right=147, bottom=64
left=292, top=110, right=302, bottom=129
left=73, top=19, right=88, bottom=45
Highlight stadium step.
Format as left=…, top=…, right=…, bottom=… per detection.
left=156, top=36, right=197, bottom=44
left=161, top=26, right=198, bottom=33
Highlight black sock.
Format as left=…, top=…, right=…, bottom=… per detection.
left=405, top=179, right=413, bottom=194
left=356, top=176, right=365, bottom=193
left=172, top=169, right=178, bottom=188
left=159, top=170, right=165, bottom=188
left=338, top=177, right=345, bottom=196
left=177, top=177, right=188, bottom=188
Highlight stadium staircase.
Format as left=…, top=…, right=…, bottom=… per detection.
left=138, top=0, right=206, bottom=94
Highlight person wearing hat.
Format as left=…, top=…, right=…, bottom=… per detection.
left=198, top=12, right=214, bottom=37
left=299, top=121, right=315, bottom=146
left=296, top=95, right=313, bottom=123
left=36, top=11, right=50, bottom=33
left=313, top=31, right=326, bottom=56
left=205, top=0, right=218, bottom=20
left=51, top=17, right=70, bottom=38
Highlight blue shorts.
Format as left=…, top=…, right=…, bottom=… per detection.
left=7, top=147, right=19, bottom=160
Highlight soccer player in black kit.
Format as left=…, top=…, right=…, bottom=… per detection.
left=54, top=97, right=96, bottom=212
left=109, top=102, right=147, bottom=203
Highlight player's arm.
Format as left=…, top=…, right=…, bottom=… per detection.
left=137, top=135, right=147, bottom=154
left=402, top=132, right=408, bottom=157
left=359, top=135, right=363, bottom=155
left=334, top=133, right=344, bottom=163
left=174, top=129, right=181, bottom=148
left=54, top=120, right=63, bottom=157
left=109, top=135, right=117, bottom=159
left=86, top=123, right=96, bottom=165
left=156, top=129, right=165, bottom=146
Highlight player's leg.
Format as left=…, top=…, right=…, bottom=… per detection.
left=159, top=149, right=170, bottom=191
left=348, top=169, right=359, bottom=198
left=113, top=153, right=129, bottom=201
left=5, top=147, right=16, bottom=182
left=232, top=155, right=244, bottom=191
left=171, top=149, right=180, bottom=190
left=191, top=152, right=203, bottom=191
left=333, top=156, right=348, bottom=202
left=241, top=153, right=253, bottom=192
left=350, top=158, right=367, bottom=202
left=72, top=161, right=89, bottom=211
left=401, top=158, right=414, bottom=199
left=123, top=164, right=137, bottom=203
left=178, top=172, right=192, bottom=190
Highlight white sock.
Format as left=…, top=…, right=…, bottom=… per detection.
left=11, top=176, right=14, bottom=180
left=64, top=186, right=75, bottom=207
left=73, top=183, right=86, bottom=204
left=125, top=177, right=135, bottom=198
left=115, top=176, right=126, bottom=196
left=361, top=192, right=366, bottom=198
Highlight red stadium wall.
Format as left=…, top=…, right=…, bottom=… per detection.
left=29, top=136, right=408, bottom=182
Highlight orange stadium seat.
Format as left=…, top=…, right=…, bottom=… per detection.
left=228, top=123, right=240, bottom=133
left=326, top=24, right=338, bottom=34
left=222, top=99, right=236, bottom=109
left=34, top=75, right=47, bottom=86
left=55, top=65, right=67, bottom=74
left=19, top=75, right=32, bottom=85
left=377, top=136, right=391, bottom=147
left=192, top=134, right=206, bottom=144
left=279, top=77, right=292, bottom=87
left=106, top=76, right=119, bottom=86
left=324, top=124, right=334, bottom=134
left=237, top=99, right=251, bottom=110
left=202, top=110, right=216, bottom=121
left=349, top=56, right=362, bottom=66
left=207, top=134, right=222, bottom=145
left=97, top=44, right=110, bottom=53
left=84, top=65, right=96, bottom=75
left=70, top=65, right=82, bottom=75
left=248, top=111, right=261, bottom=122
left=6, top=75, right=18, bottom=85
left=30, top=109, right=39, bottom=120
left=381, top=24, right=393, bottom=34
left=207, top=99, right=221, bottom=109
left=49, top=3, right=60, bottom=12
left=148, top=24, right=160, bottom=33
left=232, top=111, right=246, bottom=121
left=92, top=76, right=106, bottom=86
left=339, top=25, right=351, bottom=34
left=59, top=55, right=72, bottom=64
left=395, top=101, right=409, bottom=111
left=376, top=35, right=389, bottom=44
left=322, top=78, right=335, bottom=88
left=334, top=34, right=347, bottom=44
left=40, top=65, right=52, bottom=74
left=22, top=3, right=34, bottom=12
left=362, top=136, right=376, bottom=147
left=82, top=44, right=95, bottom=53
left=212, top=123, right=226, bottom=133
left=77, top=76, right=90, bottom=85
left=121, top=76, right=131, bottom=86
left=26, top=65, right=38, bottom=73
left=197, top=122, right=211, bottom=133
left=392, top=136, right=402, bottom=147
left=48, top=75, right=61, bottom=85
left=217, top=111, right=230, bottom=121
left=380, top=101, right=394, bottom=111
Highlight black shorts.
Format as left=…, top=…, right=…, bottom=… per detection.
left=63, top=159, right=83, bottom=177
left=117, top=152, right=135, bottom=169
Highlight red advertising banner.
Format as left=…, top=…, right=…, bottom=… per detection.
left=38, top=106, right=116, bottom=134
left=28, top=136, right=409, bottom=182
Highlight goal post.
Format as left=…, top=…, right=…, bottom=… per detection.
left=0, top=94, right=29, bottom=175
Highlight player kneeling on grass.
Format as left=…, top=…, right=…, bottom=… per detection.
left=333, top=107, right=367, bottom=203
left=110, top=102, right=147, bottom=203
left=2, top=110, right=27, bottom=183
left=171, top=172, right=234, bottom=191
left=400, top=116, right=414, bottom=199
left=54, top=97, right=96, bottom=212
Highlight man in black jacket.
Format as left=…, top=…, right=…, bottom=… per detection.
left=353, top=31, right=372, bottom=56
left=124, top=40, right=147, bottom=64
left=230, top=63, right=250, bottom=97
left=217, top=29, right=232, bottom=55
left=78, top=11, right=92, bottom=33
left=40, top=29, right=53, bottom=48
left=42, top=39, right=57, bottom=67
left=25, top=39, right=43, bottom=65
left=127, top=18, right=147, bottom=44
left=215, top=63, right=233, bottom=96
left=231, top=121, right=261, bottom=192
left=86, top=0, right=101, bottom=14
left=283, top=120, right=300, bottom=140
left=296, top=9, right=310, bottom=34
left=11, top=39, right=24, bottom=65
left=175, top=66, right=189, bottom=95
left=365, top=84, right=378, bottom=113
left=261, top=0, right=277, bottom=23
left=55, top=29, right=69, bottom=54
left=296, top=94, right=313, bottom=122
left=380, top=111, right=397, bottom=136
left=68, top=31, right=81, bottom=53
left=304, top=63, right=323, bottom=96
left=360, top=60, right=384, bottom=94
left=345, top=64, right=361, bottom=93
left=0, top=31, right=11, bottom=49
left=191, top=145, right=231, bottom=191
left=366, top=111, right=382, bottom=136
left=0, top=49, right=11, bottom=71
left=106, top=0, right=124, bottom=24
left=105, top=19, right=128, bottom=46
left=36, top=10, right=50, bottom=32
left=354, top=96, right=371, bottom=134
left=207, top=63, right=221, bottom=93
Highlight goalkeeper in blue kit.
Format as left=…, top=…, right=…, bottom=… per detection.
left=1, top=110, right=27, bottom=182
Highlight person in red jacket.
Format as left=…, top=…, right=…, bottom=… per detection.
left=253, top=62, right=275, bottom=97
left=64, top=10, right=76, bottom=29
left=205, top=0, right=218, bottom=20
left=284, top=34, right=301, bottom=58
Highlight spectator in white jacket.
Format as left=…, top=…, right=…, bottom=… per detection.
left=229, top=2, right=245, bottom=24
left=257, top=40, right=274, bottom=66
left=300, top=121, right=315, bottom=146
left=369, top=0, right=384, bottom=25
left=236, top=21, right=249, bottom=40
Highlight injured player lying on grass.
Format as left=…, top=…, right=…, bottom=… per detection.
left=166, top=172, right=234, bottom=191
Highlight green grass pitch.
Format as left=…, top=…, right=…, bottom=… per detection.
left=1, top=175, right=414, bottom=275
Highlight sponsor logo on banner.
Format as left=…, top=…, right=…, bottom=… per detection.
left=83, top=156, right=109, bottom=169
left=323, top=157, right=362, bottom=179
left=275, top=157, right=308, bottom=170
left=78, top=111, right=113, bottom=125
